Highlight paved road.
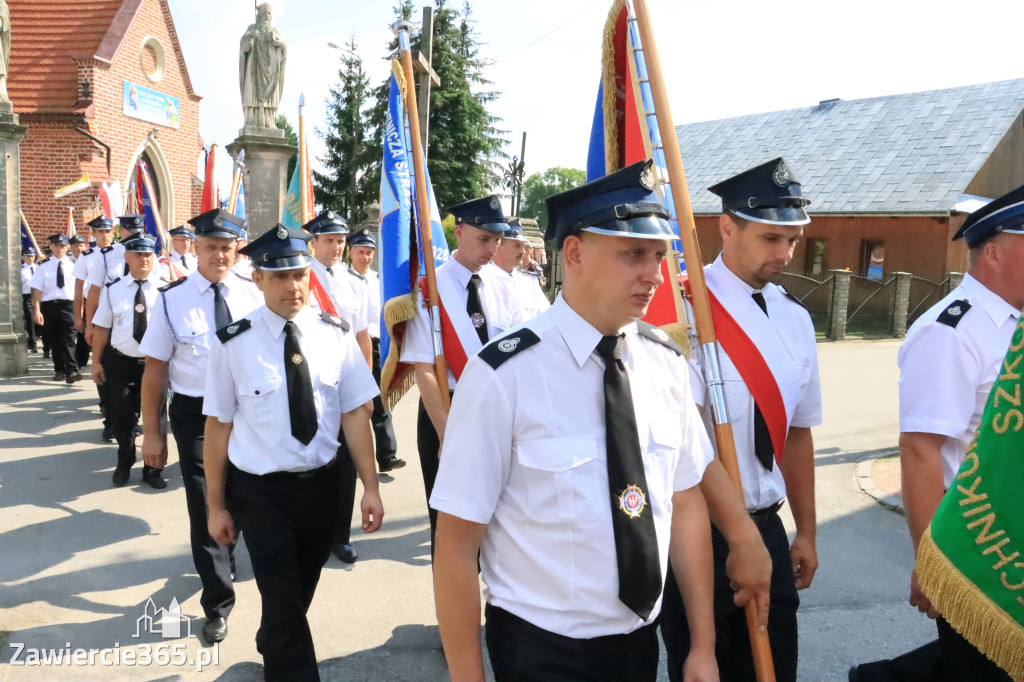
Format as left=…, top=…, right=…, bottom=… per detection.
left=0, top=339, right=936, bottom=681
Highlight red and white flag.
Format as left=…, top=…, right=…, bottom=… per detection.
left=99, top=181, right=123, bottom=218
left=64, top=207, right=75, bottom=238
left=201, top=145, right=218, bottom=212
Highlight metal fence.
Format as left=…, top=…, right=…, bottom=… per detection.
left=778, top=272, right=834, bottom=335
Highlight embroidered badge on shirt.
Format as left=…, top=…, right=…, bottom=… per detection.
left=498, top=337, right=520, bottom=353
left=619, top=485, right=648, bottom=519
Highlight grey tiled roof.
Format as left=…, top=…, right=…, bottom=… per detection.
left=675, top=79, right=1024, bottom=214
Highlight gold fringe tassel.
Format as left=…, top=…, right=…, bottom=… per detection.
left=916, top=528, right=1024, bottom=679
left=601, top=0, right=627, bottom=175
left=379, top=293, right=418, bottom=410
left=659, top=321, right=693, bottom=359
left=391, top=59, right=407, bottom=104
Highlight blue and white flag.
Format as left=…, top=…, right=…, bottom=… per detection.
left=378, top=60, right=449, bottom=407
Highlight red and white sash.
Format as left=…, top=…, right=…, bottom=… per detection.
left=419, top=267, right=487, bottom=382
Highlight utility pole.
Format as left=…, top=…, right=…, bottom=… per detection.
left=411, top=6, right=440, bottom=161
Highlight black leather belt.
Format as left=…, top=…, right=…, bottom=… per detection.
left=232, top=456, right=337, bottom=481
left=750, top=501, right=784, bottom=521
left=112, top=348, right=146, bottom=365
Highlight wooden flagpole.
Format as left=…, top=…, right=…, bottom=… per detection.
left=630, top=1, right=775, bottom=679
left=394, top=20, right=450, bottom=412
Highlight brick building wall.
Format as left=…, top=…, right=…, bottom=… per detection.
left=15, top=0, right=202, bottom=241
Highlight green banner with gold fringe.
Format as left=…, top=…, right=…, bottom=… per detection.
left=915, top=314, right=1024, bottom=679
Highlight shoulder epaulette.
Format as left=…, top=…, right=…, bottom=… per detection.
left=937, top=299, right=972, bottom=328
left=478, top=328, right=542, bottom=370
left=232, top=271, right=253, bottom=283
left=637, top=321, right=682, bottom=356
left=83, top=248, right=94, bottom=256
left=778, top=285, right=806, bottom=310
left=39, top=257, right=51, bottom=264
left=101, top=246, right=114, bottom=254
left=158, top=277, right=170, bottom=285
left=104, top=276, right=121, bottom=288
left=216, top=318, right=252, bottom=343
left=319, top=310, right=351, bottom=332
left=158, top=277, right=188, bottom=293
left=347, top=265, right=365, bottom=281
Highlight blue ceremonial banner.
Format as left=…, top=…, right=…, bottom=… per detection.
left=136, top=162, right=166, bottom=254
left=281, top=161, right=302, bottom=228
left=235, top=180, right=246, bottom=221
left=377, top=61, right=449, bottom=407
left=20, top=212, right=37, bottom=254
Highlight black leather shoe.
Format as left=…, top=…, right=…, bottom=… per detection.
left=53, top=372, right=65, bottom=381
left=112, top=467, right=130, bottom=487
left=143, top=472, right=167, bottom=490
left=201, top=617, right=228, bottom=643
left=378, top=455, right=407, bottom=473
left=65, top=371, right=82, bottom=384
left=333, top=543, right=358, bottom=563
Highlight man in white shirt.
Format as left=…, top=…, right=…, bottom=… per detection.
left=167, top=225, right=197, bottom=276
left=91, top=235, right=167, bottom=489
left=347, top=228, right=403, bottom=473
left=304, top=209, right=374, bottom=564
left=434, top=161, right=773, bottom=682
left=21, top=247, right=38, bottom=353
left=401, top=194, right=523, bottom=556
left=661, top=158, right=822, bottom=682
left=487, top=220, right=551, bottom=322
left=203, top=224, right=383, bottom=681
left=138, top=208, right=261, bottom=644
left=851, top=186, right=1024, bottom=682
left=31, top=234, right=80, bottom=382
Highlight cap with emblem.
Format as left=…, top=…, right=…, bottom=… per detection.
left=23, top=246, right=36, bottom=256
left=239, top=224, right=313, bottom=271
left=69, top=234, right=86, bottom=245
left=544, top=159, right=673, bottom=247
left=708, top=157, right=811, bottom=226
left=87, top=215, right=115, bottom=231
left=348, top=228, right=376, bottom=248
left=449, top=195, right=510, bottom=233
left=168, top=224, right=196, bottom=240
left=503, top=219, right=530, bottom=242
left=49, top=233, right=69, bottom=245
left=122, top=235, right=157, bottom=253
left=118, top=214, right=147, bottom=235
left=302, top=209, right=349, bottom=236
left=952, top=184, right=1024, bottom=248
left=189, top=208, right=246, bottom=240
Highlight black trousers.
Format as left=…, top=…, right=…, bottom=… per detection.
left=370, top=337, right=398, bottom=463
left=485, top=604, right=659, bottom=682
left=75, top=331, right=90, bottom=368
left=105, top=349, right=158, bottom=475
left=40, top=299, right=76, bottom=374
left=168, top=393, right=235, bottom=619
left=228, top=459, right=341, bottom=682
left=334, top=431, right=358, bottom=547
left=21, top=294, right=36, bottom=348
left=660, top=508, right=800, bottom=682
left=98, top=343, right=113, bottom=428
left=416, top=395, right=451, bottom=557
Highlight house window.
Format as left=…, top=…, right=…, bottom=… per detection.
left=861, top=240, right=885, bottom=280
left=804, top=239, right=828, bottom=275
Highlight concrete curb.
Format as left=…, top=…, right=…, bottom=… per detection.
left=854, top=448, right=904, bottom=515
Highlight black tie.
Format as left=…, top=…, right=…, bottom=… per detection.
left=467, top=274, right=488, bottom=344
left=133, top=280, right=148, bottom=343
left=596, top=334, right=662, bottom=620
left=326, top=266, right=334, bottom=277
left=284, top=321, right=318, bottom=446
left=751, top=292, right=774, bottom=472
left=211, top=281, right=232, bottom=330
left=182, top=254, right=189, bottom=270
left=56, top=260, right=65, bottom=289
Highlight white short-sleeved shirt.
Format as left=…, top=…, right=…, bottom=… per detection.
left=364, top=268, right=382, bottom=339
left=171, top=251, right=197, bottom=275
left=30, top=256, right=76, bottom=301
left=138, top=270, right=262, bottom=397
left=309, top=258, right=370, bottom=334
left=430, top=295, right=713, bottom=638
left=21, top=263, right=35, bottom=295
left=86, top=243, right=127, bottom=289
left=898, top=273, right=1019, bottom=488
left=93, top=273, right=165, bottom=357
left=687, top=256, right=823, bottom=510
left=401, top=257, right=522, bottom=389
left=485, top=262, right=551, bottom=323
left=203, top=305, right=380, bottom=475
left=72, top=247, right=98, bottom=296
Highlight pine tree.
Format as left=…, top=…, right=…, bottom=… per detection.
left=313, top=36, right=374, bottom=223
left=363, top=1, right=506, bottom=215
left=275, top=114, right=299, bottom=180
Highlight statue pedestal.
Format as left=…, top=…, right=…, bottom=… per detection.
left=0, top=110, right=29, bottom=377
left=227, top=128, right=295, bottom=240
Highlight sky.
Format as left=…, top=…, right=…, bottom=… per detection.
left=168, top=0, right=1024, bottom=202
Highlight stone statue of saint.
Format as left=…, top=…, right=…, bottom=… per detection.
left=0, top=1, right=11, bottom=104
left=239, top=3, right=286, bottom=129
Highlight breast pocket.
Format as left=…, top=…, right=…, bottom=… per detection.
left=316, top=365, right=342, bottom=415
left=112, top=299, right=132, bottom=326
left=516, top=436, right=603, bottom=523
left=238, top=375, right=283, bottom=433
left=488, top=313, right=513, bottom=336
